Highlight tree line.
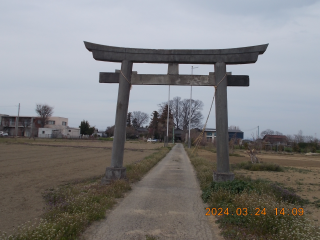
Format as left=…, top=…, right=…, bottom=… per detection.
left=106, top=96, right=204, bottom=140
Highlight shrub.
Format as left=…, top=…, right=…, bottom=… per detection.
left=270, top=184, right=307, bottom=205
left=284, top=147, right=292, bottom=152
left=231, top=162, right=284, bottom=172
left=202, top=179, right=254, bottom=202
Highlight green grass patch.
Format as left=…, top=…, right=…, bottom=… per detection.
left=98, top=137, right=113, bottom=141
left=0, top=147, right=171, bottom=240
left=229, top=153, right=245, bottom=157
left=231, top=161, right=284, bottom=172
left=186, top=148, right=320, bottom=239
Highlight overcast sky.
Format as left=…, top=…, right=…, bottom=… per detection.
left=1, top=0, right=319, bottom=139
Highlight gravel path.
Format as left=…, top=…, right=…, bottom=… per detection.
left=84, top=143, right=218, bottom=240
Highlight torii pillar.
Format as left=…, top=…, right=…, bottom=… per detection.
left=84, top=42, right=268, bottom=183
left=214, top=62, right=232, bottom=181
left=104, top=60, right=133, bottom=183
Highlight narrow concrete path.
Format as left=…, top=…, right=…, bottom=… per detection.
left=86, top=144, right=217, bottom=240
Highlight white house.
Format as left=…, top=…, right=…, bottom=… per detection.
left=65, top=127, right=80, bottom=138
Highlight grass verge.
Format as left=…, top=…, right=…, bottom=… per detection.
left=185, top=148, right=320, bottom=240
left=0, top=147, right=171, bottom=240
left=231, top=161, right=284, bottom=172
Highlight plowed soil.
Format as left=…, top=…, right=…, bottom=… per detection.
left=0, top=139, right=159, bottom=234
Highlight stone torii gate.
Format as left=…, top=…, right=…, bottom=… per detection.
left=84, top=42, right=268, bottom=183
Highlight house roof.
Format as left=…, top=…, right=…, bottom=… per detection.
left=204, top=128, right=243, bottom=133
left=228, top=129, right=243, bottom=133
left=263, top=135, right=288, bottom=143
left=1, top=115, right=66, bottom=119
left=136, top=128, right=148, bottom=132
left=1, top=115, right=39, bottom=118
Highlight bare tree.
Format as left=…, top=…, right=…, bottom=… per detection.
left=126, top=126, right=136, bottom=139
left=286, top=134, right=294, bottom=142
left=229, top=125, right=240, bottom=130
left=159, top=97, right=203, bottom=130
left=294, top=130, right=305, bottom=143
left=305, top=135, right=314, bottom=143
left=260, top=129, right=283, bottom=138
left=171, top=97, right=183, bottom=129
left=35, top=104, right=54, bottom=127
left=105, top=125, right=115, bottom=137
left=131, top=111, right=148, bottom=128
left=274, top=131, right=283, bottom=135
left=180, top=99, right=203, bottom=130
left=260, top=129, right=275, bottom=138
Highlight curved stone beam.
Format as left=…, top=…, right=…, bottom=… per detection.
left=84, top=41, right=268, bottom=64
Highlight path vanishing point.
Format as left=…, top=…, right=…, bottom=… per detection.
left=83, top=144, right=220, bottom=240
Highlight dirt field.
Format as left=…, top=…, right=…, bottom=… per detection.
left=0, top=139, right=161, bottom=234
left=1, top=139, right=319, bottom=234
left=197, top=149, right=320, bottom=225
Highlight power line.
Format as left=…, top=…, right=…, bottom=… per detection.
left=242, top=126, right=259, bottom=132
left=0, top=105, right=19, bottom=108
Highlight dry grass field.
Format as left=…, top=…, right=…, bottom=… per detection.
left=197, top=149, right=320, bottom=225
left=0, top=138, right=162, bottom=234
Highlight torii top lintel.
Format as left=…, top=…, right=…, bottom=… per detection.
left=84, top=42, right=268, bottom=65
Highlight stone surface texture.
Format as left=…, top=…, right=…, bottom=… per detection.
left=101, top=167, right=126, bottom=184
left=213, top=172, right=235, bottom=182
left=214, top=62, right=230, bottom=174
left=110, top=60, right=132, bottom=168
left=84, top=41, right=268, bottom=64
left=100, top=72, right=248, bottom=86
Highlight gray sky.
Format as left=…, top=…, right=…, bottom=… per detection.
left=1, top=0, right=319, bottom=139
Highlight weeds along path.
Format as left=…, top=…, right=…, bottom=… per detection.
left=82, top=143, right=218, bottom=240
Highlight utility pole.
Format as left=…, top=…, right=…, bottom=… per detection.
left=189, top=66, right=198, bottom=148
left=16, top=103, right=20, bottom=137
left=173, top=126, right=174, bottom=144
left=188, top=85, right=192, bottom=148
left=30, top=117, right=34, bottom=138
left=166, top=85, right=170, bottom=146
left=258, top=126, right=259, bottom=139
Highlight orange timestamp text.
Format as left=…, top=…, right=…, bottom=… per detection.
left=205, top=207, right=304, bottom=216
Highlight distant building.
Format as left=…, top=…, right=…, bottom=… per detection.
left=95, top=131, right=108, bottom=137
left=38, top=127, right=80, bottom=138
left=0, top=115, right=41, bottom=137
left=173, top=128, right=184, bottom=142
left=263, top=135, right=288, bottom=145
left=203, top=128, right=244, bottom=143
left=136, top=127, right=148, bottom=137
left=204, top=128, right=216, bottom=143
left=0, top=114, right=79, bottom=138
left=228, top=129, right=244, bottom=141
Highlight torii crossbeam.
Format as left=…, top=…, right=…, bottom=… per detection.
left=84, top=42, right=268, bottom=183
